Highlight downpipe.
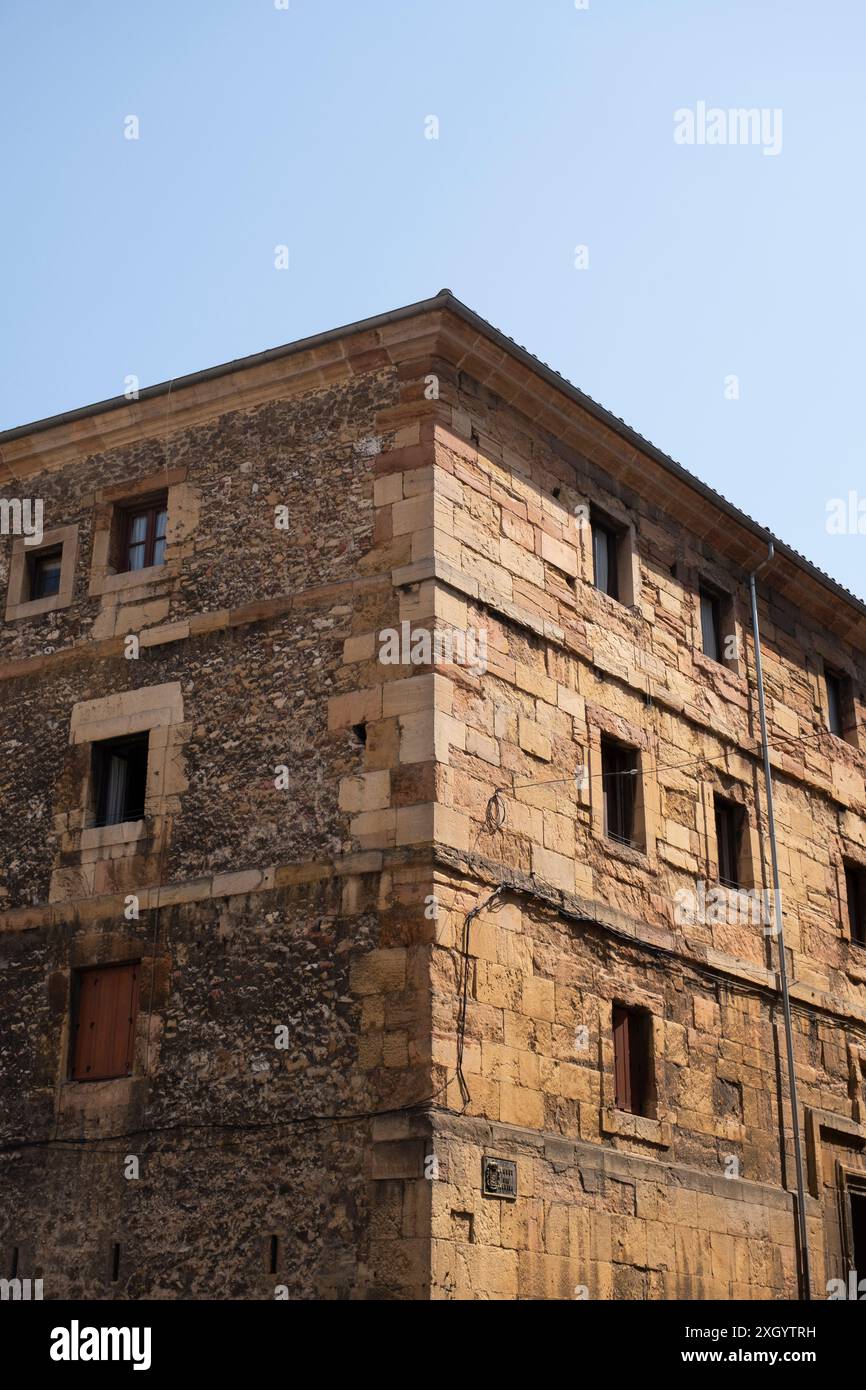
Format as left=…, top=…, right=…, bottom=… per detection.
left=749, top=541, right=812, bottom=1300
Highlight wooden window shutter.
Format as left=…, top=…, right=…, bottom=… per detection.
left=72, top=963, right=140, bottom=1081
left=613, top=1005, right=631, bottom=1111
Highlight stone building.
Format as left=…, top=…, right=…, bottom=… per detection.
left=1, top=289, right=865, bottom=1301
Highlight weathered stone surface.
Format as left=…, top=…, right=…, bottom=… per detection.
left=1, top=298, right=864, bottom=1300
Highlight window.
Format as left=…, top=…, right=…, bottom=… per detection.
left=612, top=1005, right=653, bottom=1116
left=71, top=962, right=140, bottom=1081
left=698, top=581, right=737, bottom=667
left=119, top=495, right=167, bottom=573
left=824, top=664, right=859, bottom=746
left=91, top=732, right=149, bottom=826
left=27, top=547, right=63, bottom=600
left=700, top=587, right=721, bottom=662
left=850, top=1193, right=866, bottom=1276
left=845, top=864, right=866, bottom=946
left=842, top=1173, right=866, bottom=1278
left=5, top=524, right=79, bottom=622
left=591, top=515, right=620, bottom=600
left=715, top=796, right=745, bottom=889
left=825, top=667, right=849, bottom=739
left=601, top=736, right=639, bottom=846
left=88, top=470, right=195, bottom=599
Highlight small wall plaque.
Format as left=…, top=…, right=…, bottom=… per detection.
left=482, top=1156, right=517, bottom=1200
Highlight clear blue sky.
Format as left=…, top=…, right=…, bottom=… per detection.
left=1, top=0, right=863, bottom=598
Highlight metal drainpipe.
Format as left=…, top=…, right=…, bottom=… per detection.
left=749, top=541, right=812, bottom=1300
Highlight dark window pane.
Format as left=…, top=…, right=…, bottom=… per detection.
left=119, top=497, right=168, bottom=572
left=846, top=866, right=866, bottom=946
left=851, top=1193, right=866, bottom=1275
left=715, top=797, right=742, bottom=889
left=592, top=520, right=619, bottom=600
left=93, top=733, right=149, bottom=826
left=30, top=549, right=62, bottom=599
left=602, top=737, right=637, bottom=845
left=700, top=589, right=721, bottom=662
left=826, top=672, right=843, bottom=736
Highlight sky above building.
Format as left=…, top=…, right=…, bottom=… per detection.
left=1, top=0, right=863, bottom=598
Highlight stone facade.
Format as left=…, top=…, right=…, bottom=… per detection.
left=1, top=290, right=865, bottom=1300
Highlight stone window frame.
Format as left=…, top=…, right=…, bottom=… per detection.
left=696, top=577, right=740, bottom=672
left=837, top=850, right=866, bottom=948
left=68, top=958, right=141, bottom=1082
left=578, top=494, right=640, bottom=610
left=837, top=1161, right=866, bottom=1278
left=49, top=683, right=187, bottom=902
left=699, top=778, right=762, bottom=896
left=51, top=927, right=171, bottom=1125
left=807, top=637, right=864, bottom=754
left=73, top=685, right=185, bottom=832
left=4, top=523, right=79, bottom=621
left=847, top=1043, right=866, bottom=1126
left=586, top=703, right=658, bottom=866
left=684, top=559, right=744, bottom=680
left=598, top=983, right=671, bottom=1148
left=820, top=659, right=861, bottom=750
left=88, top=466, right=192, bottom=600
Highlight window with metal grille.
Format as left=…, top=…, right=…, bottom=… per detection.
left=845, top=863, right=866, bottom=946
left=612, top=1004, right=653, bottom=1116
left=119, top=495, right=167, bottom=573
left=591, top=514, right=620, bottom=600
left=27, top=546, right=63, bottom=600
left=601, top=736, right=639, bottom=846
left=71, top=963, right=140, bottom=1082
left=714, top=795, right=745, bottom=889
left=91, top=732, right=149, bottom=826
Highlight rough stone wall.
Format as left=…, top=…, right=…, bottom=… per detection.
left=0, top=374, right=390, bottom=666
left=0, top=360, right=440, bottom=1300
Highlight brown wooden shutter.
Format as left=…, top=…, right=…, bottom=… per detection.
left=613, top=1005, right=631, bottom=1112
left=72, top=963, right=140, bottom=1081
